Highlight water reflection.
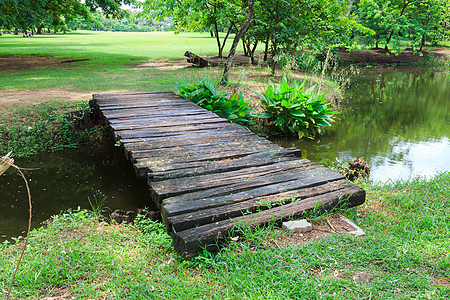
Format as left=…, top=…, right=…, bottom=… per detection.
left=273, top=67, right=450, bottom=182
left=0, top=144, right=153, bottom=243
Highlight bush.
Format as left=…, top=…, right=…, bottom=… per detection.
left=255, top=77, right=338, bottom=139
left=177, top=76, right=255, bottom=128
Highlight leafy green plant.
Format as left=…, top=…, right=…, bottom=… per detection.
left=177, top=76, right=255, bottom=127
left=255, top=77, right=339, bottom=139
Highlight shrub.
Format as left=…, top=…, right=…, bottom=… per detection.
left=177, top=76, right=255, bottom=127
left=255, top=77, right=338, bottom=139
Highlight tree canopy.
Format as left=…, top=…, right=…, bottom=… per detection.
left=0, top=0, right=134, bottom=31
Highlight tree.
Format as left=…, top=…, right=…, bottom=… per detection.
left=0, top=0, right=134, bottom=32
left=142, top=0, right=247, bottom=58
left=355, top=0, right=448, bottom=51
left=221, top=0, right=255, bottom=84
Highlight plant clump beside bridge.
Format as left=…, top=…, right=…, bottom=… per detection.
left=177, top=76, right=338, bottom=139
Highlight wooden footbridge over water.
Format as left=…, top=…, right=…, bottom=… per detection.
left=91, top=91, right=365, bottom=258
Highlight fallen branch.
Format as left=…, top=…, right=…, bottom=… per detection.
left=1, top=153, right=33, bottom=300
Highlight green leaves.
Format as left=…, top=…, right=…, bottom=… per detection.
left=178, top=76, right=338, bottom=139
left=255, top=76, right=338, bottom=139
left=177, top=76, right=255, bottom=127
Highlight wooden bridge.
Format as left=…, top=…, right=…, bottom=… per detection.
left=91, top=91, right=365, bottom=258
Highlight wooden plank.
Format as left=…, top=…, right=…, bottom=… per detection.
left=171, top=185, right=365, bottom=258
left=115, top=122, right=242, bottom=138
left=161, top=165, right=343, bottom=215
left=148, top=148, right=302, bottom=180
left=123, top=131, right=258, bottom=152
left=150, top=163, right=328, bottom=204
left=103, top=109, right=212, bottom=120
left=134, top=150, right=298, bottom=182
left=100, top=102, right=198, bottom=111
left=92, top=90, right=173, bottom=100
left=111, top=118, right=230, bottom=131
left=120, top=126, right=251, bottom=144
left=107, top=113, right=221, bottom=125
left=96, top=97, right=189, bottom=108
left=166, top=179, right=354, bottom=232
left=131, top=142, right=276, bottom=161
left=133, top=144, right=280, bottom=169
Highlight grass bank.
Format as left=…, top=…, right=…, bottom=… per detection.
left=0, top=100, right=104, bottom=157
left=1, top=173, right=448, bottom=299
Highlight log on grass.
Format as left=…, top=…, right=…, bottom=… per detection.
left=184, top=51, right=217, bottom=67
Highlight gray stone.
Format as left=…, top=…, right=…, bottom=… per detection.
left=282, top=219, right=312, bottom=233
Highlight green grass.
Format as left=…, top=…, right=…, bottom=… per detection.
left=1, top=173, right=448, bottom=299
left=0, top=100, right=105, bottom=157
left=0, top=31, right=233, bottom=92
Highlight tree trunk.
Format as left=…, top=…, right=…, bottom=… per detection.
left=214, top=20, right=222, bottom=58
left=385, top=1, right=409, bottom=50
left=14, top=28, right=19, bottom=35
left=220, top=0, right=255, bottom=85
left=37, top=27, right=43, bottom=34
left=250, top=40, right=258, bottom=64
left=271, top=40, right=277, bottom=75
left=419, top=34, right=425, bottom=52
left=242, top=39, right=248, bottom=56
left=264, top=38, right=269, bottom=61
left=219, top=24, right=233, bottom=57
left=210, top=30, right=214, bottom=38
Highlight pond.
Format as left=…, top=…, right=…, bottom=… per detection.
left=0, top=144, right=152, bottom=243
left=273, top=67, right=449, bottom=182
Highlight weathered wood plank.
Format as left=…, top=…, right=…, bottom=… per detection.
left=115, top=122, right=243, bottom=139
left=148, top=148, right=302, bottom=180
left=123, top=131, right=258, bottom=153
left=107, top=114, right=222, bottom=125
left=120, top=126, right=251, bottom=144
left=171, top=185, right=365, bottom=257
left=150, top=163, right=331, bottom=204
left=93, top=90, right=173, bottom=100
left=111, top=118, right=230, bottom=131
left=166, top=179, right=354, bottom=232
left=161, top=165, right=343, bottom=215
left=104, top=109, right=213, bottom=121
left=101, top=103, right=198, bottom=111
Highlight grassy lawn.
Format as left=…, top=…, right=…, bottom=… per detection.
left=0, top=173, right=448, bottom=299
left=0, top=31, right=234, bottom=92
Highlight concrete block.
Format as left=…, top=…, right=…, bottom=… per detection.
left=282, top=219, right=312, bottom=233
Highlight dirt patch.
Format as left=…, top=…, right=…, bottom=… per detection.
left=0, top=88, right=93, bottom=118
left=338, top=47, right=450, bottom=65
left=276, top=214, right=363, bottom=247
left=135, top=59, right=191, bottom=70
left=0, top=55, right=87, bottom=73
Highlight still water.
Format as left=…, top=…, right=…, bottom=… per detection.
left=274, top=67, right=449, bottom=182
left=0, top=145, right=152, bottom=243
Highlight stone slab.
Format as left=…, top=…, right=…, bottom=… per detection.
left=282, top=219, right=312, bottom=233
